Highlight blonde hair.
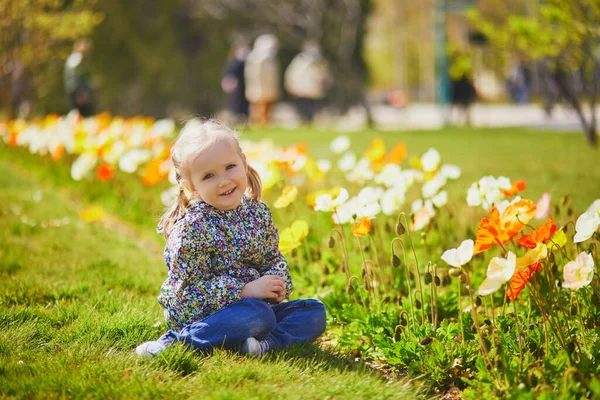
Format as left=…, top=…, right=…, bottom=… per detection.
left=158, top=119, right=262, bottom=238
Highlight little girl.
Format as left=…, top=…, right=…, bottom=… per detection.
left=136, top=119, right=326, bottom=357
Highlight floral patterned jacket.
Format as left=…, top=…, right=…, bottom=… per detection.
left=158, top=196, right=293, bottom=330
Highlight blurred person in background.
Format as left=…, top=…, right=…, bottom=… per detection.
left=538, top=58, right=561, bottom=119
left=64, top=39, right=95, bottom=117
left=284, top=40, right=331, bottom=124
left=244, top=34, right=280, bottom=126
left=449, top=52, right=477, bottom=126
left=508, top=59, right=531, bottom=104
left=222, top=40, right=250, bottom=124
left=10, top=59, right=34, bottom=119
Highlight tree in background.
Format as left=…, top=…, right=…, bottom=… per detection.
left=469, top=0, right=600, bottom=146
left=0, top=0, right=103, bottom=117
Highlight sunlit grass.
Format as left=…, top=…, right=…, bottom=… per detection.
left=0, top=152, right=414, bottom=399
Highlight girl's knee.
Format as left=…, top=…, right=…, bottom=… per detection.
left=302, top=299, right=327, bottom=337
left=240, top=298, right=276, bottom=336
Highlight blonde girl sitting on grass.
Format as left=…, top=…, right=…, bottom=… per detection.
left=136, top=119, right=326, bottom=357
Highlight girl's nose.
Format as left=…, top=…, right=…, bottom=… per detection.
left=218, top=178, right=230, bottom=187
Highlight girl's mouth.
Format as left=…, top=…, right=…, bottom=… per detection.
left=220, top=187, right=236, bottom=196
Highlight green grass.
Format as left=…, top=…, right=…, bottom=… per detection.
left=2, top=125, right=599, bottom=399
left=0, top=151, right=414, bottom=399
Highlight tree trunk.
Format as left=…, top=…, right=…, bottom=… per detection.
left=553, top=67, right=598, bottom=147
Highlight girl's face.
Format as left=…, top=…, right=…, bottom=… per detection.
left=189, top=138, right=248, bottom=211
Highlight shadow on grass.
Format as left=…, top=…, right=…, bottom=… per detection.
left=266, top=342, right=401, bottom=380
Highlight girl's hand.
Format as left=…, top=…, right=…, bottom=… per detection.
left=241, top=275, right=286, bottom=300
left=273, top=288, right=287, bottom=303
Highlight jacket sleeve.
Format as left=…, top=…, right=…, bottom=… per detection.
left=171, top=218, right=245, bottom=315
left=258, top=203, right=294, bottom=297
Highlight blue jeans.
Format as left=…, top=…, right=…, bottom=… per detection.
left=159, top=298, right=326, bottom=352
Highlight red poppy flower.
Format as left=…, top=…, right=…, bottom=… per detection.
left=507, top=262, right=542, bottom=300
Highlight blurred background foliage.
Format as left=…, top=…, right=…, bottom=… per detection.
left=1, top=0, right=599, bottom=143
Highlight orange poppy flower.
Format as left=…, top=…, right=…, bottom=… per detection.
left=502, top=180, right=526, bottom=196
left=516, top=218, right=556, bottom=248
left=351, top=217, right=372, bottom=237
left=51, top=145, right=65, bottom=161
left=96, top=163, right=115, bottom=181
left=474, top=199, right=536, bottom=255
left=499, top=199, right=536, bottom=235
left=142, top=159, right=165, bottom=185
left=387, top=143, right=407, bottom=164
left=9, top=131, right=18, bottom=147
left=507, top=262, right=541, bottom=300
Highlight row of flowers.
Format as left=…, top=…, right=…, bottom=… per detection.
left=3, top=114, right=598, bottom=299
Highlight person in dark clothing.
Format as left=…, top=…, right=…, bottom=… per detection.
left=64, top=39, right=95, bottom=117
left=451, top=74, right=477, bottom=126
left=222, top=44, right=250, bottom=123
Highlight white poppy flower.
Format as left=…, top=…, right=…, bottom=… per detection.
left=496, top=176, right=512, bottom=191
left=150, top=119, right=176, bottom=138
left=338, top=151, right=357, bottom=172
left=330, top=135, right=351, bottom=154
left=573, top=208, right=600, bottom=243
left=71, top=153, right=98, bottom=181
left=432, top=190, right=448, bottom=208
left=562, top=252, right=595, bottom=290
left=357, top=186, right=384, bottom=205
left=478, top=252, right=517, bottom=296
left=421, top=148, right=441, bottom=173
left=118, top=149, right=152, bottom=173
left=422, top=173, right=447, bottom=198
left=374, top=164, right=402, bottom=188
left=346, top=158, right=374, bottom=183
left=441, top=239, right=474, bottom=267
left=440, top=164, right=461, bottom=180
left=317, top=159, right=332, bottom=173
left=534, top=193, right=551, bottom=220
left=314, top=188, right=349, bottom=212
left=380, top=187, right=406, bottom=216
left=356, top=202, right=381, bottom=220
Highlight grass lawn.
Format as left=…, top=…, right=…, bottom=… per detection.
left=0, top=149, right=414, bottom=399
left=1, top=125, right=599, bottom=399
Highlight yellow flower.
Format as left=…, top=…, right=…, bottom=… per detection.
left=274, top=186, right=298, bottom=209
left=279, top=220, right=309, bottom=254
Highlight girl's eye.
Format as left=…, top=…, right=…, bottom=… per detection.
left=226, top=164, right=236, bottom=170
left=202, top=173, right=214, bottom=181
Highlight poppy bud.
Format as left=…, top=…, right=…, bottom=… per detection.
left=424, top=272, right=433, bottom=285
left=420, top=336, right=433, bottom=346
left=434, top=276, right=441, bottom=286
left=328, top=236, right=335, bottom=248
left=483, top=338, right=491, bottom=351
left=391, top=254, right=401, bottom=268
left=475, top=297, right=482, bottom=307
left=395, top=222, right=406, bottom=235
left=415, top=299, right=422, bottom=309
left=570, top=305, right=577, bottom=316
left=449, top=267, right=462, bottom=277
